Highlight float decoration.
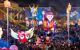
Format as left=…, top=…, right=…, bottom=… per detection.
left=43, top=11, right=54, bottom=31
left=11, top=27, right=34, bottom=43
left=46, top=12, right=54, bottom=22
left=29, top=4, right=38, bottom=17
left=36, top=8, right=44, bottom=25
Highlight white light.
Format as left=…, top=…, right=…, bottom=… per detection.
left=0, top=27, right=3, bottom=39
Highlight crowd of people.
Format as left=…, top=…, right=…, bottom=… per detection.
left=0, top=19, right=80, bottom=50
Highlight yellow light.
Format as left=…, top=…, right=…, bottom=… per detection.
left=67, top=3, right=72, bottom=14
left=4, top=0, right=11, bottom=8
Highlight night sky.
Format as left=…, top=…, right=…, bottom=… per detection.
left=0, top=0, right=80, bottom=14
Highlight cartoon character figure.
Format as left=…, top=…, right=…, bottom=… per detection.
left=29, top=4, right=38, bottom=17
left=11, top=28, right=34, bottom=43
left=43, top=11, right=54, bottom=31
left=36, top=8, right=43, bottom=25
left=18, top=31, right=28, bottom=43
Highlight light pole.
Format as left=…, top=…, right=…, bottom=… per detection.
left=4, top=0, right=11, bottom=46
left=66, top=3, right=72, bottom=44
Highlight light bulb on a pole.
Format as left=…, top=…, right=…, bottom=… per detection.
left=67, top=3, right=71, bottom=14
left=4, top=0, right=11, bottom=43
left=66, top=3, right=72, bottom=44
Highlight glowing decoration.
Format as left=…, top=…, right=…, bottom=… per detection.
left=43, top=20, right=54, bottom=31
left=44, top=21, right=54, bottom=28
left=29, top=4, right=38, bottom=17
left=0, top=27, right=3, bottom=39
left=11, top=28, right=34, bottom=43
left=25, top=27, right=34, bottom=38
left=43, top=11, right=54, bottom=31
left=11, top=29, right=18, bottom=39
left=36, top=8, right=44, bottom=25
left=70, top=11, right=78, bottom=17
left=10, top=45, right=18, bottom=50
left=18, top=31, right=27, bottom=43
left=45, top=11, right=54, bottom=22
left=4, top=0, right=11, bottom=8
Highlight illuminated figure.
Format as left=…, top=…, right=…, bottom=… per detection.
left=29, top=4, right=38, bottom=17
left=43, top=11, right=54, bottom=32
left=11, top=27, right=34, bottom=43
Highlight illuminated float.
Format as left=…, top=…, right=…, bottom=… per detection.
left=11, top=27, right=34, bottom=43
left=43, top=11, right=55, bottom=32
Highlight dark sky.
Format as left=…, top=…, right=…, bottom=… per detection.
left=10, top=0, right=80, bottom=12
left=1, top=0, right=80, bottom=14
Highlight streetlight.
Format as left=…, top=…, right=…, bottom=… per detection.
left=66, top=3, right=72, bottom=45
left=4, top=0, right=11, bottom=46
left=0, top=27, right=3, bottom=39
